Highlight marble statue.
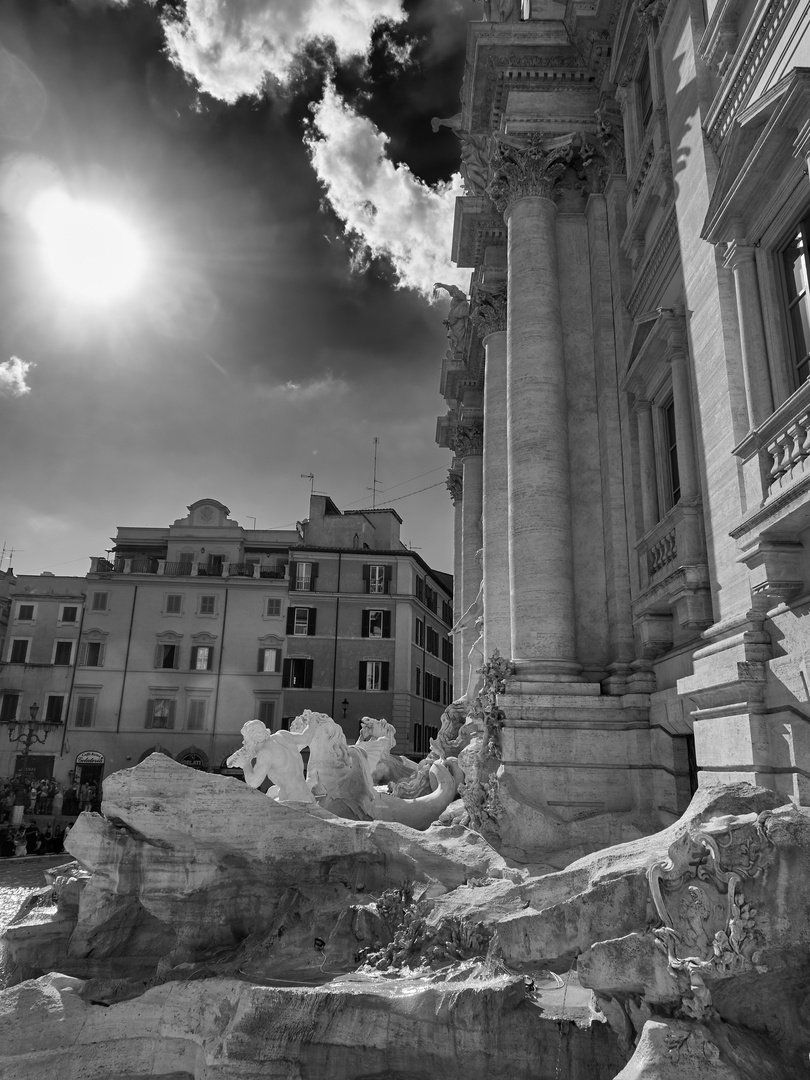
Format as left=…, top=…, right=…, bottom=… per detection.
left=355, top=717, right=417, bottom=784
left=432, top=282, right=470, bottom=358
left=226, top=718, right=315, bottom=804
left=430, top=114, right=492, bottom=197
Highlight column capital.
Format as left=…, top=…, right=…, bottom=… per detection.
left=446, top=468, right=463, bottom=505
left=722, top=239, right=757, bottom=271
left=471, top=281, right=507, bottom=339
left=453, top=419, right=484, bottom=458
left=634, top=396, right=653, bottom=413
left=487, top=134, right=568, bottom=215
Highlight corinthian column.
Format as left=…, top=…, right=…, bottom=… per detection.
left=472, top=282, right=511, bottom=659
left=454, top=421, right=484, bottom=692
left=489, top=136, right=579, bottom=680
left=445, top=466, right=463, bottom=696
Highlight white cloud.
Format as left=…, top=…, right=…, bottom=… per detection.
left=0, top=357, right=32, bottom=398
left=256, top=373, right=348, bottom=403
left=161, top=0, right=405, bottom=103
left=305, top=84, right=467, bottom=297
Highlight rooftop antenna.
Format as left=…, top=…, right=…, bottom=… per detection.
left=369, top=437, right=382, bottom=509
left=246, top=516, right=257, bottom=530
left=0, top=543, right=19, bottom=571
left=300, top=473, right=315, bottom=495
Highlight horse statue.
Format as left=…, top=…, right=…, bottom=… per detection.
left=226, top=717, right=315, bottom=803
left=355, top=716, right=418, bottom=785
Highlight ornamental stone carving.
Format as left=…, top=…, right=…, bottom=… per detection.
left=487, top=132, right=605, bottom=214
left=453, top=421, right=484, bottom=458
left=446, top=468, right=463, bottom=504
left=487, top=134, right=567, bottom=213
left=433, top=282, right=470, bottom=359
left=431, top=114, right=493, bottom=198
left=471, top=281, right=507, bottom=339
left=595, top=106, right=626, bottom=177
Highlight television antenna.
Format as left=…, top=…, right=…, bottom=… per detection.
left=300, top=473, right=315, bottom=495
left=368, top=437, right=383, bottom=508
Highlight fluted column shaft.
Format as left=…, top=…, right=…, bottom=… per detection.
left=446, top=469, right=463, bottom=698
left=482, top=329, right=511, bottom=658
left=636, top=399, right=659, bottom=531
left=723, top=242, right=774, bottom=428
left=505, top=195, right=578, bottom=677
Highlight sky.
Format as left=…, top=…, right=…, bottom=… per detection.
left=0, top=0, right=475, bottom=577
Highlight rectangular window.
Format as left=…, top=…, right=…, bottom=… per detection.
left=9, top=639, right=28, bottom=663
left=199, top=595, right=216, bottom=615
left=415, top=618, right=424, bottom=647
left=60, top=605, right=78, bottom=624
left=91, top=592, right=108, bottom=612
left=293, top=561, right=317, bottom=591
left=426, top=626, right=439, bottom=656
left=783, top=218, right=810, bottom=385
left=16, top=604, right=34, bottom=622
left=53, top=640, right=73, bottom=665
left=146, top=698, right=176, bottom=729
left=287, top=607, right=316, bottom=636
left=369, top=565, right=385, bottom=594
left=0, top=693, right=19, bottom=723
left=415, top=576, right=424, bottom=603
left=75, top=696, right=95, bottom=728
left=441, top=637, right=453, bottom=665
left=78, top=641, right=105, bottom=667
left=257, top=700, right=276, bottom=729
left=663, top=398, right=681, bottom=508
left=441, top=600, right=453, bottom=625
left=165, top=594, right=182, bottom=614
left=265, top=598, right=282, bottom=617
left=187, top=698, right=207, bottom=731
left=156, top=643, right=179, bottom=669
left=190, top=645, right=213, bottom=671
left=45, top=696, right=64, bottom=724
left=282, top=657, right=313, bottom=688
left=363, top=609, right=391, bottom=638
left=359, top=659, right=389, bottom=691
left=638, top=52, right=653, bottom=130
left=442, top=680, right=448, bottom=705
left=425, top=584, right=438, bottom=613
left=415, top=667, right=421, bottom=696
left=258, top=647, right=281, bottom=673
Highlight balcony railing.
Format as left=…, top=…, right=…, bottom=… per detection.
left=163, top=561, right=193, bottom=576
left=93, top=556, right=289, bottom=579
left=734, top=378, right=810, bottom=508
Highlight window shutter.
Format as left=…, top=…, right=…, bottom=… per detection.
left=304, top=658, right=313, bottom=688
left=190, top=646, right=198, bottom=670
left=154, top=643, right=161, bottom=669
left=286, top=608, right=296, bottom=634
left=381, top=662, right=389, bottom=691
left=359, top=662, right=366, bottom=690
left=77, top=642, right=87, bottom=666
left=361, top=610, right=370, bottom=637
left=308, top=608, right=317, bottom=635
left=310, top=562, right=319, bottom=591
left=98, top=643, right=106, bottom=668
left=362, top=564, right=370, bottom=593
left=384, top=565, right=392, bottom=594
left=282, top=658, right=291, bottom=687
left=257, top=648, right=264, bottom=673
left=383, top=611, right=391, bottom=638
left=288, top=564, right=296, bottom=592
left=206, top=647, right=214, bottom=671
left=274, top=648, right=281, bottom=673
left=146, top=700, right=154, bottom=728
left=168, top=700, right=176, bottom=729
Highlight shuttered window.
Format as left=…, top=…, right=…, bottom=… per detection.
left=75, top=697, right=95, bottom=728
left=187, top=699, right=207, bottom=731
left=359, top=660, right=389, bottom=691
left=146, top=699, right=176, bottom=729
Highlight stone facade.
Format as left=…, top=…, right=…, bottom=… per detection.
left=437, top=0, right=810, bottom=857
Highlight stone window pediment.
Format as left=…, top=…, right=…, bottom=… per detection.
left=190, top=631, right=218, bottom=644
left=156, top=630, right=183, bottom=643
left=258, top=634, right=284, bottom=647
left=703, top=70, right=810, bottom=246
left=623, top=307, right=686, bottom=397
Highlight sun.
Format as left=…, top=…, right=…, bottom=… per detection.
left=27, top=189, right=147, bottom=303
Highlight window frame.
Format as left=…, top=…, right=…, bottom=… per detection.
left=186, top=698, right=208, bottom=731
left=265, top=597, right=282, bottom=618
left=52, top=640, right=74, bottom=666
left=44, top=695, right=65, bottom=724
left=146, top=697, right=176, bottom=729
left=282, top=656, right=314, bottom=689
left=8, top=638, right=30, bottom=664
left=190, top=644, right=213, bottom=671
left=91, top=592, right=109, bottom=612
left=258, top=646, right=282, bottom=673
left=164, top=594, right=183, bottom=616
left=58, top=604, right=79, bottom=625
left=359, top=659, right=389, bottom=691
left=780, top=214, right=810, bottom=389
left=0, top=692, right=20, bottom=723
left=74, top=696, right=96, bottom=728
left=78, top=640, right=105, bottom=668
left=198, top=595, right=217, bottom=617
left=15, top=603, right=36, bottom=623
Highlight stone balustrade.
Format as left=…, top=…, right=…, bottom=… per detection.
left=647, top=526, right=677, bottom=577
left=734, top=378, right=810, bottom=507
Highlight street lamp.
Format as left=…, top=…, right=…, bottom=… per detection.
left=3, top=702, right=60, bottom=825
left=341, top=698, right=349, bottom=720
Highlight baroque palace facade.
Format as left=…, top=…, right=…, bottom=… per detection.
left=439, top=0, right=810, bottom=856
left=0, top=496, right=452, bottom=793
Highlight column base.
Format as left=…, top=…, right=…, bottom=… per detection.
left=474, top=687, right=682, bottom=863
left=512, top=657, right=583, bottom=683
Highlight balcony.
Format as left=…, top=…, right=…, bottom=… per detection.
left=632, top=502, right=712, bottom=656
left=91, top=556, right=289, bottom=580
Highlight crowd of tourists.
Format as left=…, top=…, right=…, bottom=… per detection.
left=0, top=819, right=72, bottom=858
left=0, top=777, right=100, bottom=823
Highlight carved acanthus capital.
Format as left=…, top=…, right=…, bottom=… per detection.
left=471, top=281, right=507, bottom=339
left=453, top=420, right=484, bottom=459
left=446, top=468, right=463, bottom=505
left=487, top=134, right=567, bottom=214
left=635, top=0, right=669, bottom=27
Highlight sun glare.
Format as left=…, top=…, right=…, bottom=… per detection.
left=27, top=189, right=147, bottom=303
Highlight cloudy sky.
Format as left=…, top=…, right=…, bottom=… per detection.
left=0, top=0, right=473, bottom=577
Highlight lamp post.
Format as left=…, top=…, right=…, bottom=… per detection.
left=3, top=702, right=60, bottom=826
